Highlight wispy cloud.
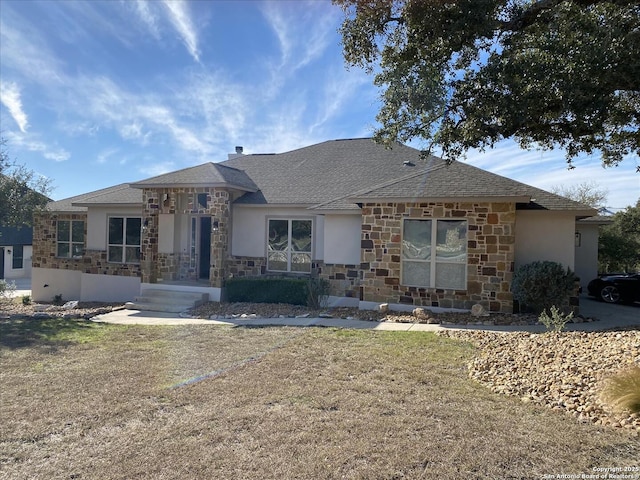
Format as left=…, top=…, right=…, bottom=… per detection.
left=262, top=1, right=338, bottom=72
left=0, top=81, right=29, bottom=132
left=5, top=131, right=70, bottom=162
left=161, top=0, right=200, bottom=62
left=133, top=0, right=161, bottom=40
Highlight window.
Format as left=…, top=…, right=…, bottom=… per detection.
left=267, top=219, right=312, bottom=273
left=402, top=219, right=467, bottom=290
left=12, top=245, right=23, bottom=269
left=108, top=217, right=141, bottom=263
left=57, top=220, right=85, bottom=258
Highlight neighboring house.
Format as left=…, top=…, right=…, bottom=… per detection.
left=0, top=226, right=33, bottom=280
left=31, top=138, right=596, bottom=312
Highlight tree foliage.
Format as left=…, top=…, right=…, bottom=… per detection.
left=0, top=138, right=52, bottom=228
left=335, top=0, right=640, bottom=166
left=551, top=181, right=609, bottom=209
left=599, top=199, right=640, bottom=272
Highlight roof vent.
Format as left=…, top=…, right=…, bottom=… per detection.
left=235, top=146, right=243, bottom=154
left=403, top=160, right=415, bottom=167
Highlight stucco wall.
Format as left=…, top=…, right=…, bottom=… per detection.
left=231, top=206, right=324, bottom=259
left=87, top=206, right=143, bottom=250
left=514, top=211, right=576, bottom=271
left=32, top=268, right=140, bottom=302
left=575, top=223, right=600, bottom=289
left=323, top=214, right=361, bottom=265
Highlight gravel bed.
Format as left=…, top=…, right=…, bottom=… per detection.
left=438, top=329, right=640, bottom=433
left=188, top=301, right=550, bottom=325
left=0, top=300, right=126, bottom=320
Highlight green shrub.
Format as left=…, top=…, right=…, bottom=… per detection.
left=21, top=295, right=31, bottom=305
left=226, top=277, right=308, bottom=306
left=512, top=261, right=576, bottom=313
left=538, top=305, right=573, bottom=332
left=600, top=366, right=640, bottom=415
left=52, top=294, right=64, bottom=306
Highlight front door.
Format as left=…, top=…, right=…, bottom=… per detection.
left=199, top=217, right=211, bottom=280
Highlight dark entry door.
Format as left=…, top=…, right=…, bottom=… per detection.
left=199, top=217, right=211, bottom=280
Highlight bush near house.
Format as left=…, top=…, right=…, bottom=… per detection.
left=226, top=277, right=309, bottom=306
left=512, top=261, right=576, bottom=314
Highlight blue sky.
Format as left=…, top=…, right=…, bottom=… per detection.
left=1, top=0, right=637, bottom=210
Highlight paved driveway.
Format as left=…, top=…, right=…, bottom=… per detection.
left=579, top=294, right=639, bottom=328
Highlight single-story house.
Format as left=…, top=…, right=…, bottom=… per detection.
left=31, top=138, right=597, bottom=312
left=0, top=226, right=33, bottom=280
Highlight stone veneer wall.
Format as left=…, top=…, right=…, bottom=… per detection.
left=32, top=212, right=140, bottom=277
left=314, top=262, right=360, bottom=298
left=142, top=187, right=231, bottom=287
left=361, top=202, right=516, bottom=313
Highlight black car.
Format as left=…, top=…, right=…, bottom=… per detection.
left=587, top=273, right=640, bottom=304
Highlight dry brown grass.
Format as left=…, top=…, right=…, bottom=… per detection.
left=1, top=319, right=638, bottom=480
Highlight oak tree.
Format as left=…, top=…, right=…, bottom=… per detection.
left=336, top=0, right=640, bottom=166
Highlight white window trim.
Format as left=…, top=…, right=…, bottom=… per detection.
left=56, top=220, right=85, bottom=259
left=266, top=217, right=314, bottom=274
left=401, top=218, right=468, bottom=290
left=107, top=216, right=142, bottom=264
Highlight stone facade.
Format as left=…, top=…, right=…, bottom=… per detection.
left=32, top=212, right=140, bottom=277
left=141, top=187, right=231, bottom=287
left=360, top=202, right=516, bottom=313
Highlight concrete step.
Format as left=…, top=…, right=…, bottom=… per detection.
left=126, top=288, right=209, bottom=313
left=125, top=301, right=195, bottom=313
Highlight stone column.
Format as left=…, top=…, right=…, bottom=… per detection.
left=209, top=188, right=230, bottom=288
left=141, top=189, right=159, bottom=284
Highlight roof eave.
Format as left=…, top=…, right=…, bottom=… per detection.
left=349, top=195, right=532, bottom=204
left=70, top=202, right=143, bottom=208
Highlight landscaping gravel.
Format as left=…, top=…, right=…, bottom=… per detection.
left=439, top=329, right=640, bottom=433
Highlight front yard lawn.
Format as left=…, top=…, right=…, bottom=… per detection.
left=1, top=319, right=638, bottom=479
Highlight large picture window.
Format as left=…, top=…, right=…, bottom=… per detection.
left=108, top=217, right=141, bottom=263
left=57, top=220, right=85, bottom=258
left=402, top=219, right=467, bottom=290
left=267, top=219, right=312, bottom=273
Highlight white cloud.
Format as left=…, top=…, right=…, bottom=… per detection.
left=0, top=81, right=29, bottom=132
left=262, top=1, right=338, bottom=71
left=6, top=131, right=70, bottom=162
left=133, top=0, right=161, bottom=39
left=138, top=160, right=176, bottom=178
left=161, top=0, right=200, bottom=62
left=96, top=148, right=119, bottom=164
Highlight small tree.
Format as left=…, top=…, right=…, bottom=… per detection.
left=512, top=261, right=576, bottom=314
left=0, top=137, right=52, bottom=228
left=551, top=181, right=608, bottom=210
left=599, top=199, right=640, bottom=273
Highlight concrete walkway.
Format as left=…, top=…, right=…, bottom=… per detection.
left=92, top=295, right=639, bottom=333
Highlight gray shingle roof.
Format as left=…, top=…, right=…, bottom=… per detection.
left=47, top=184, right=141, bottom=212
left=130, top=162, right=257, bottom=192
left=224, top=138, right=436, bottom=207
left=224, top=138, right=595, bottom=213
